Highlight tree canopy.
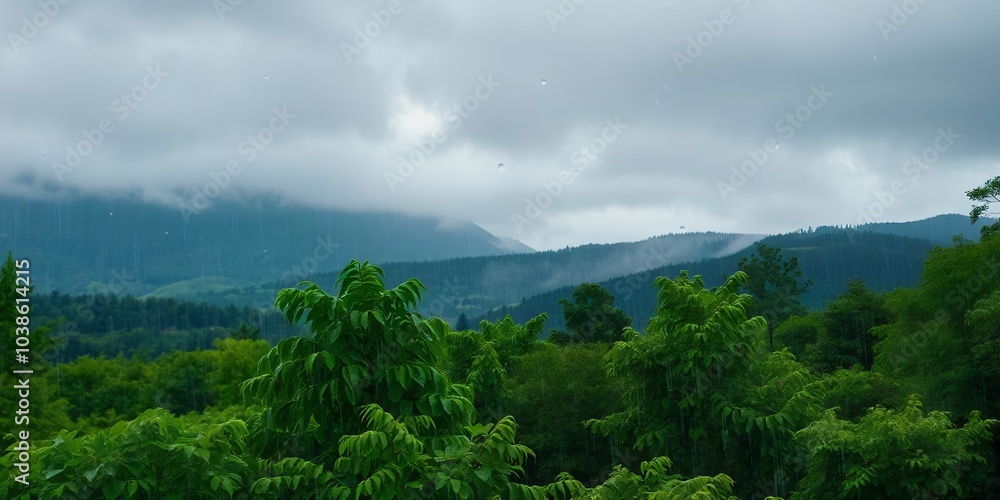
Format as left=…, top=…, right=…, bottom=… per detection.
left=737, top=244, right=813, bottom=351
left=556, top=283, right=632, bottom=344
left=967, top=174, right=1000, bottom=238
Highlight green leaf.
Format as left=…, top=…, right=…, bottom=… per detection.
left=434, top=473, right=448, bottom=490
left=474, top=468, right=492, bottom=482
left=720, top=406, right=732, bottom=420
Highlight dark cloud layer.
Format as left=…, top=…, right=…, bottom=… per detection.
left=2, top=0, right=996, bottom=250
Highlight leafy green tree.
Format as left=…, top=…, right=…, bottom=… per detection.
left=546, top=329, right=572, bottom=344
left=56, top=354, right=153, bottom=421
left=967, top=175, right=1000, bottom=239
left=242, top=260, right=552, bottom=497
left=558, top=283, right=632, bottom=343
left=227, top=322, right=261, bottom=341
left=772, top=313, right=824, bottom=362
left=205, top=338, right=271, bottom=408
left=794, top=396, right=997, bottom=498
left=738, top=244, right=813, bottom=351
left=454, top=313, right=470, bottom=331
left=1, top=409, right=259, bottom=499
left=505, top=343, right=621, bottom=485
left=1, top=406, right=353, bottom=499
left=446, top=314, right=547, bottom=423
left=586, top=271, right=764, bottom=469
left=872, top=235, right=1000, bottom=417
left=587, top=271, right=824, bottom=498
left=807, top=279, right=892, bottom=372
left=0, top=252, right=61, bottom=368
left=965, top=289, right=1000, bottom=415
left=0, top=253, right=72, bottom=443
left=570, top=456, right=739, bottom=499
left=152, top=350, right=216, bottom=415
left=819, top=368, right=901, bottom=423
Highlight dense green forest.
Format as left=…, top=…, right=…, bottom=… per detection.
left=146, top=215, right=989, bottom=323
left=482, top=229, right=938, bottom=332
left=2, top=181, right=1000, bottom=498
left=28, top=293, right=302, bottom=361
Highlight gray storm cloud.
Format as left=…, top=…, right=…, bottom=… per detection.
left=1, top=0, right=997, bottom=250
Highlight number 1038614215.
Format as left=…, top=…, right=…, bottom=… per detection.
left=13, top=259, right=31, bottom=362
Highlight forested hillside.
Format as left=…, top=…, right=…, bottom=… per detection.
left=28, top=293, right=302, bottom=361
left=482, top=229, right=939, bottom=331
left=818, top=213, right=991, bottom=245
left=0, top=194, right=533, bottom=296
left=3, top=180, right=1000, bottom=497
left=147, top=216, right=992, bottom=326
left=140, top=231, right=762, bottom=317
left=2, top=227, right=999, bottom=497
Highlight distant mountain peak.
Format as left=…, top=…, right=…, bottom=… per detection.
left=0, top=193, right=533, bottom=295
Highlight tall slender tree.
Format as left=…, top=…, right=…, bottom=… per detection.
left=738, top=244, right=813, bottom=351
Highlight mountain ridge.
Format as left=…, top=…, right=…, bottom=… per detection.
left=0, top=193, right=535, bottom=296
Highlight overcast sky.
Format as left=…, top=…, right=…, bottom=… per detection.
left=2, top=1, right=997, bottom=250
